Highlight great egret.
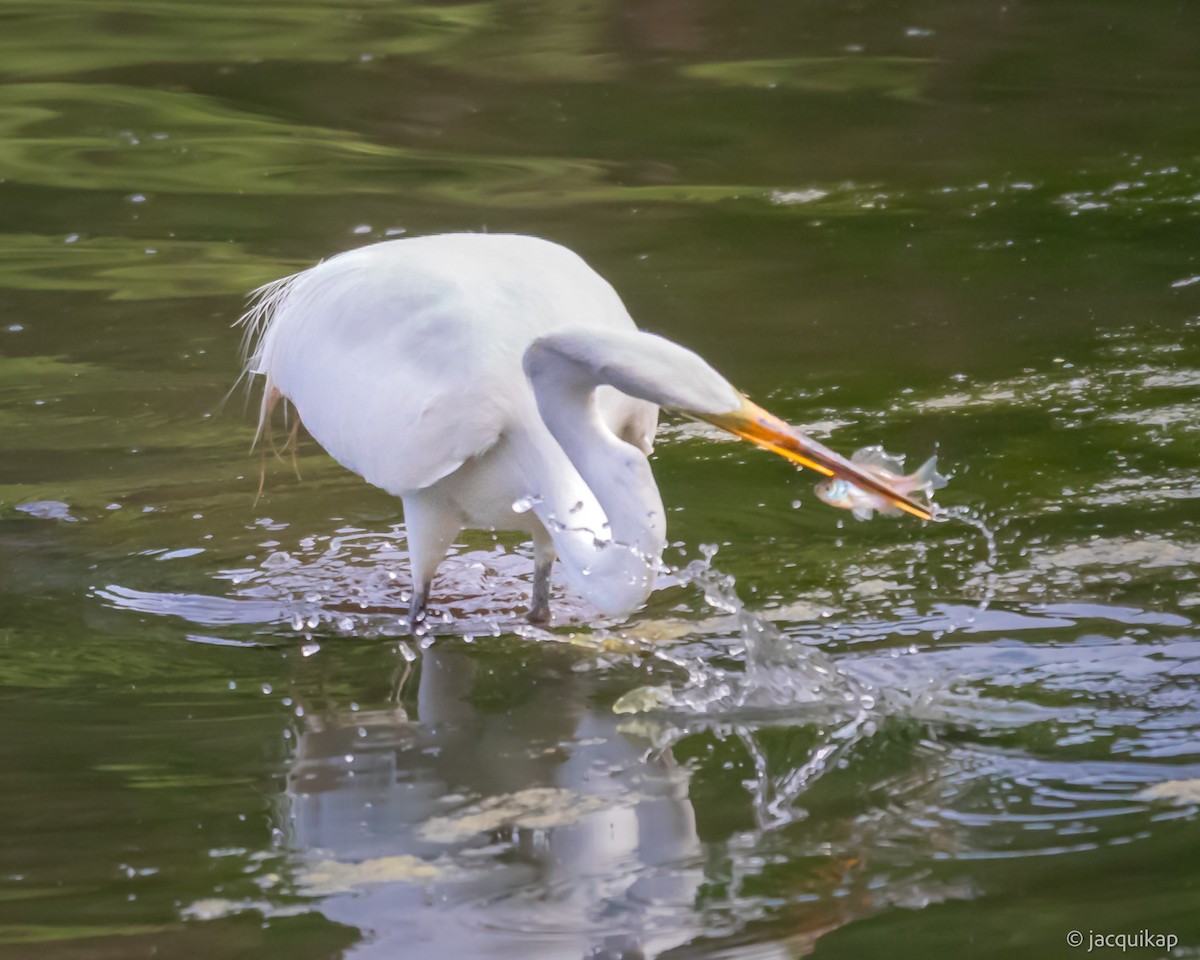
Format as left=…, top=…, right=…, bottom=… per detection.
left=240, top=234, right=928, bottom=624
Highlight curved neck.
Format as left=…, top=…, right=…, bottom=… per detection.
left=520, top=360, right=666, bottom=617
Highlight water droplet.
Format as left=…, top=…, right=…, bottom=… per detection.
left=261, top=684, right=273, bottom=695
left=511, top=494, right=543, bottom=514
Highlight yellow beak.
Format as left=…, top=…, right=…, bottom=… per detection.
left=699, top=396, right=933, bottom=521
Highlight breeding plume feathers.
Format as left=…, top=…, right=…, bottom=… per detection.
left=235, top=272, right=306, bottom=452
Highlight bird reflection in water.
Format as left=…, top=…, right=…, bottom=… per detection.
left=280, top=642, right=704, bottom=958
left=271, top=641, right=973, bottom=958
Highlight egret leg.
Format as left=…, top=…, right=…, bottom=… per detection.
left=528, top=533, right=556, bottom=624
left=402, top=492, right=461, bottom=632
left=408, top=582, right=430, bottom=627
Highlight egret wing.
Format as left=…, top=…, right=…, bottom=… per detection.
left=243, top=257, right=510, bottom=495
left=240, top=234, right=651, bottom=496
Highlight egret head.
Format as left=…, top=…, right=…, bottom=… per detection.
left=525, top=330, right=739, bottom=415
left=526, top=327, right=933, bottom=522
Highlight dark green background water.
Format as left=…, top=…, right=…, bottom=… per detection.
left=3, top=1, right=1200, bottom=957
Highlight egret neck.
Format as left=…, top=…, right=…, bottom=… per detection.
left=521, top=339, right=668, bottom=616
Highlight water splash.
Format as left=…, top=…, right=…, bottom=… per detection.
left=95, top=518, right=936, bottom=833
left=613, top=545, right=883, bottom=829
left=932, top=505, right=997, bottom=566
left=931, top=505, right=999, bottom=608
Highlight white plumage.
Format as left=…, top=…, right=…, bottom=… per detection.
left=241, top=233, right=929, bottom=623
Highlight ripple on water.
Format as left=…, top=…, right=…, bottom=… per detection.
left=99, top=523, right=598, bottom=640
left=86, top=315, right=1200, bottom=943
left=131, top=518, right=1200, bottom=951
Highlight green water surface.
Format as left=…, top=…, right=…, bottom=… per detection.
left=2, top=1, right=1200, bottom=957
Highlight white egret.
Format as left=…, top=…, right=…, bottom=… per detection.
left=240, top=234, right=928, bottom=624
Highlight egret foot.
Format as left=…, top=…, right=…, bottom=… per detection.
left=408, top=584, right=429, bottom=634
left=526, top=599, right=551, bottom=625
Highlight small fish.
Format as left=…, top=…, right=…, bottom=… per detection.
left=814, top=446, right=947, bottom=521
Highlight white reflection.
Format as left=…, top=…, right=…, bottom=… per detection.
left=279, top=645, right=704, bottom=959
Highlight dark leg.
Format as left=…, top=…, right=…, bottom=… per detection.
left=527, top=535, right=555, bottom=624
left=402, top=493, right=460, bottom=635
left=408, top=581, right=430, bottom=632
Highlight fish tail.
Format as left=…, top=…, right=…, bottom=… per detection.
left=910, top=455, right=948, bottom=494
